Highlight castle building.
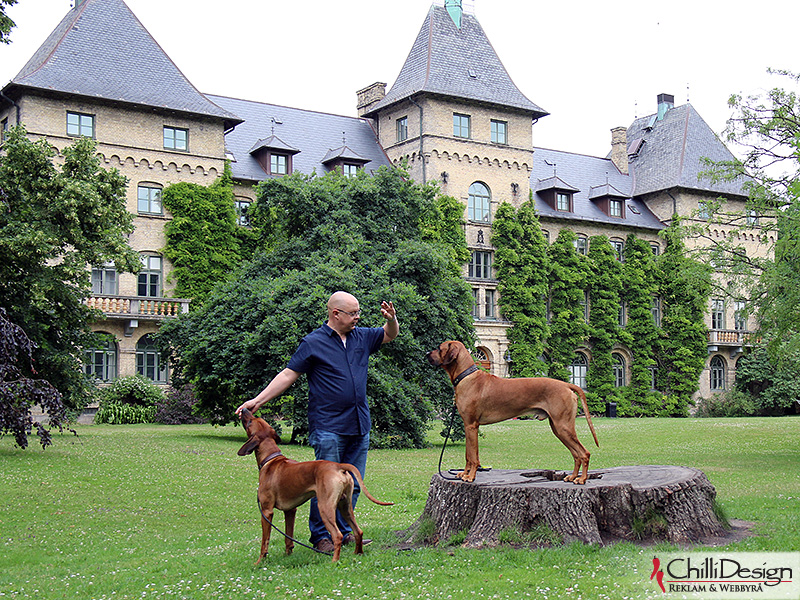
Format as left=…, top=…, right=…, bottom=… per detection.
left=1, top=0, right=765, bottom=401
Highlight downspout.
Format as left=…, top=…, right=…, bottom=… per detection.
left=0, top=90, right=20, bottom=125
left=666, top=190, right=678, bottom=222
left=408, top=96, right=426, bottom=183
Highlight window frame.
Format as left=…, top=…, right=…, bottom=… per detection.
left=138, top=254, right=162, bottom=298
left=270, top=153, right=289, bottom=175
left=490, top=119, right=508, bottom=145
left=136, top=334, right=168, bottom=383
left=468, top=182, right=491, bottom=222
left=137, top=184, right=163, bottom=215
left=85, top=337, right=117, bottom=382
left=710, top=356, right=726, bottom=391
left=556, top=192, right=571, bottom=212
left=91, top=263, right=118, bottom=295
left=468, top=250, right=493, bottom=280
left=234, top=198, right=251, bottom=226
left=396, top=116, right=408, bottom=142
left=67, top=111, right=95, bottom=138
left=711, top=298, right=725, bottom=330
left=574, top=235, right=588, bottom=255
left=163, top=126, right=188, bottom=151
left=612, top=353, right=626, bottom=388
left=569, top=353, right=588, bottom=390
left=453, top=113, right=471, bottom=139
left=609, top=198, right=623, bottom=218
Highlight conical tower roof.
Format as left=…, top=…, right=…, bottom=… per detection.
left=364, top=4, right=547, bottom=118
left=6, top=0, right=241, bottom=128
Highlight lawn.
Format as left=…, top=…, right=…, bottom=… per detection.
left=1, top=416, right=798, bottom=599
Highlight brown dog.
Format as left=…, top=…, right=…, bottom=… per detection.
left=238, top=408, right=392, bottom=563
left=427, top=341, right=599, bottom=484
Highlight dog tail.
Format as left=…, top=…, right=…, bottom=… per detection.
left=341, top=465, right=394, bottom=506
left=569, top=384, right=599, bottom=447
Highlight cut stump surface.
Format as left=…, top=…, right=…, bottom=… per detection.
left=400, top=465, right=727, bottom=547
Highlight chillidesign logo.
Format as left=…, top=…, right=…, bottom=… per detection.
left=651, top=556, right=666, bottom=593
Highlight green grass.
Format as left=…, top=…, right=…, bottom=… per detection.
left=1, top=416, right=798, bottom=599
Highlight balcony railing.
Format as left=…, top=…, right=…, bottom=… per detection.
left=707, top=329, right=757, bottom=346
left=86, top=295, right=190, bottom=319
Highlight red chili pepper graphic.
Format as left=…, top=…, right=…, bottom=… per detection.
left=651, top=556, right=666, bottom=593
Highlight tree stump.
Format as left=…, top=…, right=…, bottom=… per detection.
left=399, top=466, right=727, bottom=547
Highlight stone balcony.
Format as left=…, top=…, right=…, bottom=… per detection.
left=85, top=294, right=190, bottom=334
left=707, top=328, right=757, bottom=358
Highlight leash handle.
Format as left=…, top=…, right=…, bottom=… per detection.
left=256, top=496, right=333, bottom=557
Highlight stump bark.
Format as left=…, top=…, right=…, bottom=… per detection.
left=399, top=466, right=726, bottom=547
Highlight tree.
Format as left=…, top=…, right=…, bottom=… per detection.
left=158, top=167, right=475, bottom=448
left=701, top=69, right=800, bottom=362
left=492, top=200, right=549, bottom=376
left=0, top=127, right=141, bottom=411
left=1, top=0, right=17, bottom=44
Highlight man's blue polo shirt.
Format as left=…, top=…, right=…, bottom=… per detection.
left=287, top=323, right=385, bottom=436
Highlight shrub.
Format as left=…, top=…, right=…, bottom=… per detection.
left=695, top=390, right=757, bottom=417
left=154, top=385, right=206, bottom=425
left=95, top=375, right=164, bottom=424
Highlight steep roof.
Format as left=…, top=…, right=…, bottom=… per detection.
left=5, top=0, right=240, bottom=128
left=206, top=95, right=392, bottom=182
left=364, top=4, right=547, bottom=118
left=530, top=147, right=664, bottom=231
left=627, top=103, right=746, bottom=198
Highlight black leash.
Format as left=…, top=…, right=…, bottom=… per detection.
left=437, top=402, right=462, bottom=481
left=255, top=494, right=333, bottom=557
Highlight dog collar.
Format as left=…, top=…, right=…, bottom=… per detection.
left=452, top=365, right=479, bottom=387
left=258, top=451, right=283, bottom=470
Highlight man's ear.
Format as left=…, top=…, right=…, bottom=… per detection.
left=238, top=436, right=260, bottom=456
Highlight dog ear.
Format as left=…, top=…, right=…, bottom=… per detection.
left=443, top=341, right=460, bottom=365
left=237, top=436, right=260, bottom=456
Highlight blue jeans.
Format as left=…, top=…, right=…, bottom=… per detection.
left=307, top=429, right=370, bottom=544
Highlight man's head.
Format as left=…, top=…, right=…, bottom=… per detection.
left=327, top=291, right=361, bottom=335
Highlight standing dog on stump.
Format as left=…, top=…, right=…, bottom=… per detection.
left=427, top=341, right=599, bottom=484
left=238, top=408, right=393, bottom=563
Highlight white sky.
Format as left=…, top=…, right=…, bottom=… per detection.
left=1, top=0, right=796, bottom=158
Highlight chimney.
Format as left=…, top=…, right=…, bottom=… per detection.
left=610, top=127, right=628, bottom=175
left=356, top=82, right=386, bottom=117
left=657, top=93, right=674, bottom=121
left=445, top=0, right=463, bottom=28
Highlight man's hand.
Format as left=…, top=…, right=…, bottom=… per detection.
left=380, top=300, right=396, bottom=322
left=235, top=398, right=259, bottom=416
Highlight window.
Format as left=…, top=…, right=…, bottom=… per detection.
left=471, top=289, right=480, bottom=318
left=612, top=353, right=626, bottom=387
left=468, top=182, right=491, bottom=222
left=650, top=242, right=661, bottom=256
left=652, top=297, right=662, bottom=327
left=163, top=126, right=188, bottom=151
left=711, top=298, right=725, bottom=330
left=453, top=113, right=471, bottom=138
left=609, top=199, right=623, bottom=218
left=574, top=235, right=588, bottom=255
left=469, top=251, right=493, bottom=279
left=138, top=255, right=162, bottom=297
left=579, top=291, right=589, bottom=323
left=618, top=302, right=626, bottom=328
left=485, top=289, right=496, bottom=320
left=91, top=264, right=118, bottom=295
left=710, top=356, right=726, bottom=391
left=342, top=163, right=359, bottom=178
left=556, top=192, right=571, bottom=212
left=734, top=301, right=747, bottom=331
left=396, top=116, right=408, bottom=142
left=235, top=199, right=251, bottom=226
left=698, top=201, right=710, bottom=221
left=67, top=111, right=95, bottom=137
left=137, top=184, right=162, bottom=215
left=270, top=153, right=288, bottom=175
left=85, top=337, right=117, bottom=382
left=1, top=118, right=7, bottom=143
left=610, top=238, right=625, bottom=261
left=136, top=334, right=168, bottom=383
left=747, top=209, right=759, bottom=226
left=569, top=353, right=588, bottom=389
left=490, top=120, right=507, bottom=144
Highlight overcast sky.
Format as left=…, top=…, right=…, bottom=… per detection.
left=2, top=0, right=796, bottom=158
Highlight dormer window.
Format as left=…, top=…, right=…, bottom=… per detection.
left=609, top=199, right=623, bottom=218
left=556, top=192, right=571, bottom=212
left=270, top=154, right=288, bottom=175
left=589, top=183, right=627, bottom=218
left=249, top=135, right=300, bottom=177
left=321, top=145, right=370, bottom=176
left=535, top=175, right=579, bottom=213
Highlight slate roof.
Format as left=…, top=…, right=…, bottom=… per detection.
left=206, top=95, right=392, bottom=182
left=4, top=0, right=240, bottom=128
left=530, top=147, right=664, bottom=231
left=627, top=103, right=747, bottom=198
left=363, top=5, right=547, bottom=118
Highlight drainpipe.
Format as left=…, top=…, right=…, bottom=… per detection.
left=0, top=90, right=20, bottom=125
left=408, top=96, right=426, bottom=183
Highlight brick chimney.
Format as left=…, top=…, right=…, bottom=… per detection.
left=610, top=126, right=628, bottom=175
left=356, top=82, right=386, bottom=117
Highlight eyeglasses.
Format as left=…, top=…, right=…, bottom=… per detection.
left=335, top=308, right=361, bottom=317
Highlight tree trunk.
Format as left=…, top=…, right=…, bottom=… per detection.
left=399, top=466, right=726, bottom=547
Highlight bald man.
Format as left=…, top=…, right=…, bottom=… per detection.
left=235, top=291, right=398, bottom=553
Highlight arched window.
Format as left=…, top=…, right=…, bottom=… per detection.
left=136, top=334, right=168, bottom=383
left=569, top=353, right=588, bottom=389
left=473, top=347, right=491, bottom=370
left=612, top=353, right=626, bottom=387
left=85, top=336, right=117, bottom=382
left=573, top=235, right=588, bottom=255
left=468, top=182, right=491, bottom=222
left=710, top=356, right=726, bottom=391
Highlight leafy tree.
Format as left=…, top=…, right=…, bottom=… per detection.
left=733, top=343, right=800, bottom=414
left=547, top=229, right=589, bottom=381
left=1, top=0, right=16, bottom=44
left=585, top=235, right=622, bottom=412
left=655, top=223, right=712, bottom=415
left=0, top=308, right=74, bottom=448
left=158, top=167, right=475, bottom=448
left=161, top=165, right=250, bottom=306
left=492, top=200, right=549, bottom=376
left=0, top=127, right=140, bottom=410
